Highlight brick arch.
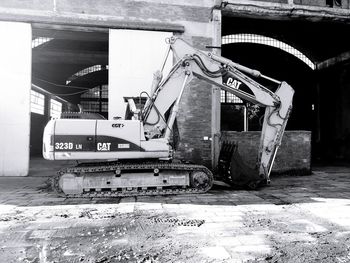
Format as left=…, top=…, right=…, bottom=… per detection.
left=222, top=34, right=315, bottom=70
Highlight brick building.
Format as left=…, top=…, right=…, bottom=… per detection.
left=1, top=0, right=350, bottom=176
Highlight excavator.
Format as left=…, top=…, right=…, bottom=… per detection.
left=42, top=37, right=294, bottom=197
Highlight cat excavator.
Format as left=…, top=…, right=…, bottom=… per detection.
left=42, top=37, right=294, bottom=197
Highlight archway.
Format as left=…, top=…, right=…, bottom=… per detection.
left=221, top=34, right=318, bottom=164
left=222, top=34, right=315, bottom=70
left=221, top=34, right=316, bottom=131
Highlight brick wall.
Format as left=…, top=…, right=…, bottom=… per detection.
left=234, top=0, right=347, bottom=8
left=0, top=0, right=214, bottom=26
left=294, top=0, right=327, bottom=7
left=174, top=37, right=214, bottom=168
left=221, top=131, right=312, bottom=175
left=57, top=0, right=212, bottom=23
left=294, top=0, right=349, bottom=8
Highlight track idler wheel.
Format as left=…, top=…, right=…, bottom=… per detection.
left=190, top=170, right=213, bottom=191
left=58, top=173, right=84, bottom=195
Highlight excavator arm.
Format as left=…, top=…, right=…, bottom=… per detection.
left=42, top=36, right=294, bottom=196
left=141, top=37, right=294, bottom=186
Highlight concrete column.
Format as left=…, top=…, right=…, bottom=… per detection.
left=211, top=8, right=222, bottom=170
left=44, top=94, right=51, bottom=121
left=0, top=22, right=31, bottom=176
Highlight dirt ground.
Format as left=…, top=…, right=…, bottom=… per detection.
left=0, top=162, right=350, bottom=262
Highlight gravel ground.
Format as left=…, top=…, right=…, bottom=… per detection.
left=0, top=166, right=350, bottom=262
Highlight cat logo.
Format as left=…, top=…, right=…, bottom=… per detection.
left=226, top=77, right=242, bottom=90
left=97, top=142, right=111, bottom=151
left=112, top=123, right=125, bottom=128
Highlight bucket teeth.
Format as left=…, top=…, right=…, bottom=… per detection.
left=219, top=141, right=262, bottom=189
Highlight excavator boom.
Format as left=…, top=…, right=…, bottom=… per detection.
left=142, top=37, right=294, bottom=186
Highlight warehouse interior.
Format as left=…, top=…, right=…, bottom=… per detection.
left=221, top=16, right=350, bottom=163
left=30, top=27, right=172, bottom=159
left=31, top=27, right=109, bottom=156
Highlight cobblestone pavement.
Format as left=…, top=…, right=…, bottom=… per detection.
left=0, top=160, right=350, bottom=262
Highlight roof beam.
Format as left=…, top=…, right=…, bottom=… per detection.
left=317, top=51, right=350, bottom=70
left=0, top=8, right=185, bottom=33
left=33, top=28, right=108, bottom=42
left=222, top=0, right=350, bottom=23
left=32, top=50, right=108, bottom=65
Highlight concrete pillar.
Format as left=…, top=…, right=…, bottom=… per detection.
left=0, top=22, right=31, bottom=176
left=211, top=8, right=222, bottom=170
left=108, top=29, right=172, bottom=120
left=44, top=94, right=51, bottom=121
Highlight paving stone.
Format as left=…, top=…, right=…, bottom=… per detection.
left=135, top=202, right=163, bottom=210
left=29, top=229, right=56, bottom=239
left=116, top=204, right=134, bottom=214
left=214, top=236, right=241, bottom=246
left=236, top=234, right=267, bottom=245
left=1, top=164, right=350, bottom=262
left=232, top=244, right=271, bottom=253
left=200, top=246, right=231, bottom=260
left=288, top=219, right=328, bottom=232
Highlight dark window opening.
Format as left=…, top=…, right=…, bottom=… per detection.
left=80, top=85, right=108, bottom=118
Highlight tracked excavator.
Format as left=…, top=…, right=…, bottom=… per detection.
left=42, top=37, right=294, bottom=197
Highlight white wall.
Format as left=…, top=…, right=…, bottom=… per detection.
left=108, top=29, right=172, bottom=119
left=0, top=22, right=31, bottom=176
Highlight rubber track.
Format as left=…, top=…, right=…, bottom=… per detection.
left=53, top=161, right=213, bottom=198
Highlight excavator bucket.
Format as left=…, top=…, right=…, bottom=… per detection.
left=218, top=141, right=262, bottom=189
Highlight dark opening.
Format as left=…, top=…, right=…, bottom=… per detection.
left=222, top=16, right=350, bottom=165
left=30, top=27, right=109, bottom=158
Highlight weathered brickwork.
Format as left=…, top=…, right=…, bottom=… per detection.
left=222, top=131, right=312, bottom=174
left=0, top=0, right=54, bottom=10
left=174, top=36, right=214, bottom=168
left=294, top=0, right=350, bottom=10
left=293, top=0, right=327, bottom=7
left=57, top=0, right=212, bottom=24
left=175, top=80, right=213, bottom=167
